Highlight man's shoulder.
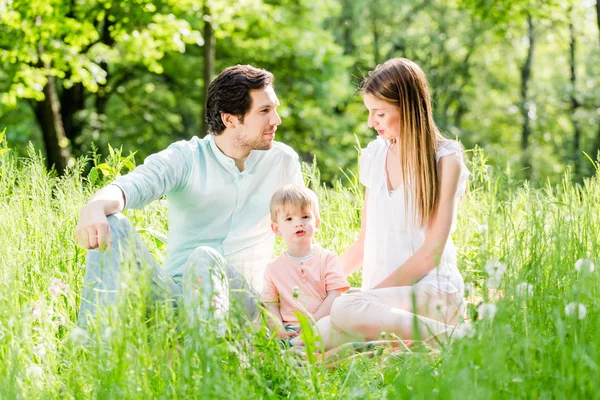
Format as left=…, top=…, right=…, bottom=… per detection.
left=270, top=141, right=299, bottom=161
left=167, top=136, right=207, bottom=152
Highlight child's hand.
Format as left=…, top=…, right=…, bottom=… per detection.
left=276, top=328, right=298, bottom=339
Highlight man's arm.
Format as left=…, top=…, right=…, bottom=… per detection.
left=75, top=141, right=192, bottom=251
left=75, top=185, right=125, bottom=251
left=311, top=289, right=342, bottom=322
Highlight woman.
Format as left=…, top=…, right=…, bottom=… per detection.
left=296, top=58, right=469, bottom=350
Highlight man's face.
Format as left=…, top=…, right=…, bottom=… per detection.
left=234, top=85, right=282, bottom=151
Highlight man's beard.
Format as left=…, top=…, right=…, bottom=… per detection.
left=237, top=132, right=273, bottom=151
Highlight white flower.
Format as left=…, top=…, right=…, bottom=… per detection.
left=453, top=322, right=475, bottom=339
left=574, top=258, right=595, bottom=273
left=31, top=305, right=42, bottom=320
left=484, top=259, right=507, bottom=277
left=49, top=278, right=70, bottom=296
left=516, top=282, right=534, bottom=297
left=565, top=302, right=587, bottom=320
left=463, top=282, right=475, bottom=298
left=26, top=364, right=43, bottom=379
left=477, top=224, right=488, bottom=233
left=33, top=344, right=47, bottom=358
left=478, top=303, right=498, bottom=320
left=69, top=327, right=89, bottom=345
left=487, top=274, right=502, bottom=290
left=103, top=327, right=115, bottom=341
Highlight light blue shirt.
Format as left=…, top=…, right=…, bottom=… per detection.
left=112, top=135, right=303, bottom=288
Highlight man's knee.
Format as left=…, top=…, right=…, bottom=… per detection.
left=187, top=246, right=226, bottom=267
left=106, top=213, right=135, bottom=237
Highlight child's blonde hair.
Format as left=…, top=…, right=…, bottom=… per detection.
left=270, top=185, right=320, bottom=222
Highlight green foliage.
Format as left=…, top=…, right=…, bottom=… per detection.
left=1, top=144, right=599, bottom=397
left=1, top=0, right=600, bottom=184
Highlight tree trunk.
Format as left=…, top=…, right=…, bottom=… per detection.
left=568, top=6, right=582, bottom=176
left=201, top=2, right=216, bottom=137
left=33, top=73, right=71, bottom=174
left=593, top=1, right=600, bottom=161
left=371, top=5, right=380, bottom=65
left=519, top=14, right=535, bottom=178
left=340, top=0, right=355, bottom=55
left=60, top=82, right=85, bottom=154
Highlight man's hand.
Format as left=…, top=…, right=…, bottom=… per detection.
left=75, top=201, right=112, bottom=251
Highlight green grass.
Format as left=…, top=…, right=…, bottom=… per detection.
left=0, top=143, right=599, bottom=399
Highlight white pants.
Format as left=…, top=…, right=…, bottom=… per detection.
left=312, top=284, right=463, bottom=350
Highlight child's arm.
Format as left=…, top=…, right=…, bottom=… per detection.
left=264, top=302, right=298, bottom=339
left=311, top=289, right=342, bottom=322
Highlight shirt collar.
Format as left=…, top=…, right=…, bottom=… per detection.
left=208, top=134, right=263, bottom=173
left=208, top=134, right=238, bottom=171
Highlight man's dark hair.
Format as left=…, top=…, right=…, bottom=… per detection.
left=205, top=65, right=275, bottom=135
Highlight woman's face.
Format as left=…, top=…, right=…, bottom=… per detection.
left=363, top=93, right=401, bottom=142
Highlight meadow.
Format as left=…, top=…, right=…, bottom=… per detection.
left=0, top=140, right=599, bottom=399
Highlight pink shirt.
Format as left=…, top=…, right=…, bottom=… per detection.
left=261, top=246, right=350, bottom=324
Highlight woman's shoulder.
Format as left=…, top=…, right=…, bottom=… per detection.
left=362, top=138, right=387, bottom=157
left=359, top=139, right=386, bottom=187
left=436, top=139, right=465, bottom=162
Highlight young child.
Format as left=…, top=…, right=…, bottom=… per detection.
left=261, top=184, right=350, bottom=340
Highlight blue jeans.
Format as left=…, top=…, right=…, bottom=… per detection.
left=77, top=213, right=258, bottom=330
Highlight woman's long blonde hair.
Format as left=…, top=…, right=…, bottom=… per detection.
left=360, top=58, right=447, bottom=227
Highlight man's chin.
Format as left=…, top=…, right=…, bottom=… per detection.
left=254, top=141, right=273, bottom=151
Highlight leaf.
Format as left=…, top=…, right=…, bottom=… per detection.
left=0, top=148, right=11, bottom=156
left=88, top=167, right=99, bottom=185
left=96, top=163, right=112, bottom=176
left=0, top=127, right=6, bottom=143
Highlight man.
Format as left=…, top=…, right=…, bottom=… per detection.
left=75, top=65, right=303, bottom=330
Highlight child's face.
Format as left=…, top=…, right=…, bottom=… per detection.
left=271, top=206, right=319, bottom=246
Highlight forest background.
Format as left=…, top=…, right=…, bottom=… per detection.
left=1, top=0, right=599, bottom=185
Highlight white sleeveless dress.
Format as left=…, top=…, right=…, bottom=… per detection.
left=359, top=138, right=469, bottom=294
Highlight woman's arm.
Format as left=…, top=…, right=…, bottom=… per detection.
left=373, top=155, right=463, bottom=289
left=338, top=189, right=369, bottom=276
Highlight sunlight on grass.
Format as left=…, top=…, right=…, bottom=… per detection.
left=0, top=145, right=598, bottom=398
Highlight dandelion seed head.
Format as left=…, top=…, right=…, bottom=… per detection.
left=69, top=327, right=89, bottom=345
left=478, top=303, right=498, bottom=320
left=487, top=274, right=502, bottom=290
left=33, top=344, right=47, bottom=358
left=574, top=258, right=595, bottom=273
left=26, top=364, right=43, bottom=379
left=565, top=302, right=587, bottom=320
left=484, top=259, right=507, bottom=277
left=477, top=224, right=488, bottom=233
left=103, top=327, right=114, bottom=341
left=453, top=322, right=475, bottom=339
left=464, top=282, right=475, bottom=298
left=516, top=282, right=534, bottom=297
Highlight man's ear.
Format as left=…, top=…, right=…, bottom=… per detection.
left=221, top=113, right=239, bottom=129
left=271, top=222, right=281, bottom=236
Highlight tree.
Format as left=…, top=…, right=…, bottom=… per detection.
left=0, top=0, right=202, bottom=173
